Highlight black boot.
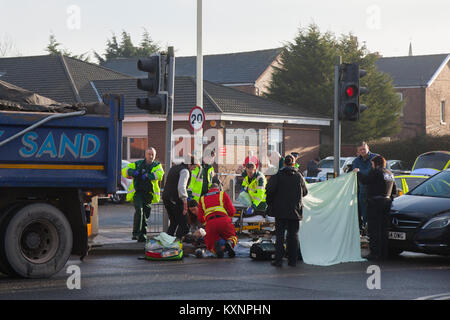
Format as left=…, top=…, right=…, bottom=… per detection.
left=225, top=240, right=235, bottom=258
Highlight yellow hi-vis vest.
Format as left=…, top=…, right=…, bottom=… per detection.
left=187, top=165, right=214, bottom=201
left=241, top=171, right=266, bottom=208
left=121, top=160, right=164, bottom=203
left=200, top=191, right=228, bottom=219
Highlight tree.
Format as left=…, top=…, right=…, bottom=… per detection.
left=45, top=33, right=90, bottom=62
left=94, top=29, right=161, bottom=64
left=265, top=24, right=403, bottom=143
left=0, top=34, right=20, bottom=57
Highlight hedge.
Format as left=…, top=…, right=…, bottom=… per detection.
left=320, top=134, right=450, bottom=169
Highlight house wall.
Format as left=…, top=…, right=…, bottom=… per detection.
left=425, top=61, right=450, bottom=136
left=395, top=87, right=427, bottom=139
left=122, top=119, right=323, bottom=197
left=283, top=124, right=321, bottom=173
left=255, top=54, right=282, bottom=96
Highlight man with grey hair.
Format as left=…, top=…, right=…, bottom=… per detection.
left=122, top=148, right=164, bottom=242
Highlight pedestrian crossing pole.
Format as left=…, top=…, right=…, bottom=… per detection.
left=333, top=56, right=342, bottom=178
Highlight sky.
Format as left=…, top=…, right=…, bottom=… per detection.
left=0, top=0, right=449, bottom=60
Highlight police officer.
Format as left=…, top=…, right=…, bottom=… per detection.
left=187, top=150, right=216, bottom=202
left=352, top=141, right=379, bottom=233
left=241, top=162, right=267, bottom=215
left=354, top=155, right=397, bottom=261
left=122, top=148, right=164, bottom=242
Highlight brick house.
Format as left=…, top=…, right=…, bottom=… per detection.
left=376, top=54, right=450, bottom=139
left=91, top=77, right=330, bottom=192
left=104, top=49, right=450, bottom=141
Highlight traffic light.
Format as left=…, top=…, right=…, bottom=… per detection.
left=338, top=63, right=368, bottom=121
left=136, top=53, right=168, bottom=114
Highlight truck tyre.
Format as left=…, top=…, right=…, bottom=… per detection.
left=0, top=205, right=21, bottom=276
left=2, top=203, right=73, bottom=278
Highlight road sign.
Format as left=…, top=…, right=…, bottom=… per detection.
left=189, top=106, right=205, bottom=131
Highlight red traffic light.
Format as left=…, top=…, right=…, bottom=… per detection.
left=345, top=85, right=358, bottom=97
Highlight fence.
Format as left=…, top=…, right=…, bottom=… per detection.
left=147, top=202, right=167, bottom=235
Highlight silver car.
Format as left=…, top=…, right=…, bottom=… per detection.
left=109, top=160, right=132, bottom=204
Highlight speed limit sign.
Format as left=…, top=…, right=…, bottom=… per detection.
left=189, top=106, right=205, bottom=131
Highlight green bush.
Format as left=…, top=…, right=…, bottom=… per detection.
left=370, top=135, right=450, bottom=169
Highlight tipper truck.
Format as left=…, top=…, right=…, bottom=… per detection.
left=0, top=93, right=124, bottom=278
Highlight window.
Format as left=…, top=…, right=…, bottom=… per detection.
left=397, top=93, right=404, bottom=117
left=122, top=136, right=148, bottom=161
left=268, top=128, right=283, bottom=154
left=440, top=100, right=446, bottom=124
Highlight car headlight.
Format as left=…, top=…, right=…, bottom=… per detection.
left=422, top=216, right=450, bottom=229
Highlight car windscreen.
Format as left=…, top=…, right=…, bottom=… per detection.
left=404, top=177, right=428, bottom=191
left=318, top=159, right=345, bottom=169
left=413, top=152, right=450, bottom=171
left=409, top=171, right=450, bottom=198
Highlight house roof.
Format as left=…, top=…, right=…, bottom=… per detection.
left=101, top=48, right=282, bottom=84
left=0, top=55, right=132, bottom=104
left=376, top=54, right=450, bottom=87
left=92, top=76, right=327, bottom=122
left=92, top=77, right=221, bottom=115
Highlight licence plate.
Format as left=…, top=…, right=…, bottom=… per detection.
left=388, top=231, right=406, bottom=240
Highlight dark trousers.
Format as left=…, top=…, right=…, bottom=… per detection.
left=133, top=192, right=152, bottom=238
left=164, top=198, right=189, bottom=239
left=367, top=198, right=391, bottom=260
left=274, top=219, right=300, bottom=265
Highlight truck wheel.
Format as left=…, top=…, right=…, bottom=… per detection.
left=2, top=203, right=73, bottom=278
left=0, top=205, right=21, bottom=276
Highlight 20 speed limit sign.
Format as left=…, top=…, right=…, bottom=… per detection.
left=189, top=106, right=205, bottom=131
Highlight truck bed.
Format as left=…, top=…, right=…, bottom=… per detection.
left=0, top=96, right=123, bottom=194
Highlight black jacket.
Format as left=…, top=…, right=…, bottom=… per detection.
left=162, top=163, right=189, bottom=202
left=265, top=166, right=308, bottom=220
left=357, top=167, right=397, bottom=200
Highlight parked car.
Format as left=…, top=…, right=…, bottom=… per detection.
left=394, top=174, right=430, bottom=196
left=310, top=156, right=356, bottom=181
left=388, top=169, right=450, bottom=256
left=99, top=160, right=132, bottom=204
left=386, top=160, right=410, bottom=175
left=411, top=151, right=450, bottom=175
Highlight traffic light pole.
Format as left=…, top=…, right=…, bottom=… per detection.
left=163, top=47, right=175, bottom=233
left=333, top=56, right=342, bottom=178
left=165, top=47, right=175, bottom=172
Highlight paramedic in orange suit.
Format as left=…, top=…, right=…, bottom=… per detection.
left=197, top=183, right=238, bottom=258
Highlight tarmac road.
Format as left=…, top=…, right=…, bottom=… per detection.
left=0, top=202, right=449, bottom=301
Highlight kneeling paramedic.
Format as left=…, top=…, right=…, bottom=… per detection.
left=122, top=148, right=164, bottom=242
left=197, top=183, right=238, bottom=258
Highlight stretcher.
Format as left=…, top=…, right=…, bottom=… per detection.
left=232, top=203, right=275, bottom=235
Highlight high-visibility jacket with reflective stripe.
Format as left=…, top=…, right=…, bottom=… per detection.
left=198, top=188, right=236, bottom=225
left=242, top=171, right=266, bottom=208
left=122, top=160, right=164, bottom=203
left=187, top=165, right=214, bottom=201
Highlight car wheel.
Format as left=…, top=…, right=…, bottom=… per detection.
left=388, top=248, right=403, bottom=258
left=2, top=203, right=73, bottom=278
left=110, top=185, right=126, bottom=204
